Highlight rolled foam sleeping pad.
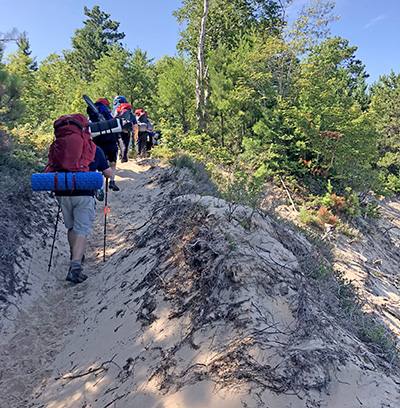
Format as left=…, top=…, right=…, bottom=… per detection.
left=31, top=172, right=103, bottom=191
left=90, top=118, right=122, bottom=137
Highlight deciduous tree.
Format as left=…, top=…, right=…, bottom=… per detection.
left=174, top=0, right=281, bottom=131
left=370, top=71, right=400, bottom=192
left=154, top=55, right=195, bottom=133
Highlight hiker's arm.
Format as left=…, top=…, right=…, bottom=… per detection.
left=134, top=124, right=138, bottom=140
left=118, top=136, right=124, bottom=151
left=102, top=168, right=112, bottom=179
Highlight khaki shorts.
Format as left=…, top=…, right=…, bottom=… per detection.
left=56, top=196, right=96, bottom=236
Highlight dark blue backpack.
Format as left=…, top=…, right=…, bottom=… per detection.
left=87, top=101, right=116, bottom=144
left=87, top=101, right=113, bottom=123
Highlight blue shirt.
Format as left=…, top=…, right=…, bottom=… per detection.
left=89, top=146, right=110, bottom=172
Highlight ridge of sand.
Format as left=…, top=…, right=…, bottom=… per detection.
left=1, top=159, right=400, bottom=408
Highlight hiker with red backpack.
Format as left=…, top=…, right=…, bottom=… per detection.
left=114, top=101, right=138, bottom=162
left=112, top=95, right=126, bottom=116
left=87, top=98, right=120, bottom=191
left=135, top=109, right=154, bottom=158
left=45, top=114, right=112, bottom=284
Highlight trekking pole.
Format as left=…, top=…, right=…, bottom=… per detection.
left=103, top=179, right=110, bottom=262
left=48, top=204, right=61, bottom=273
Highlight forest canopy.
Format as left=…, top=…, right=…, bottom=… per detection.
left=1, top=0, right=400, bottom=217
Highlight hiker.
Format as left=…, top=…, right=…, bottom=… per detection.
left=87, top=98, right=121, bottom=191
left=114, top=101, right=138, bottom=162
left=112, top=95, right=127, bottom=116
left=135, top=109, right=154, bottom=158
left=87, top=98, right=113, bottom=122
left=56, top=146, right=112, bottom=283
left=45, top=113, right=112, bottom=284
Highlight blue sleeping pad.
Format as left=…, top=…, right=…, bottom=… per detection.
left=31, top=172, right=103, bottom=191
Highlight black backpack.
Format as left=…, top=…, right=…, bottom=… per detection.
left=87, top=101, right=118, bottom=144
left=137, top=113, right=153, bottom=133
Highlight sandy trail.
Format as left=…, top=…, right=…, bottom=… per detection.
left=0, top=159, right=162, bottom=407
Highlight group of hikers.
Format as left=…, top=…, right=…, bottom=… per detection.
left=87, top=95, right=155, bottom=192
left=44, top=95, right=157, bottom=284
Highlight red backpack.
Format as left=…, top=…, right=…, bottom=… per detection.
left=115, top=103, right=132, bottom=117
left=115, top=103, right=134, bottom=133
left=45, top=114, right=96, bottom=173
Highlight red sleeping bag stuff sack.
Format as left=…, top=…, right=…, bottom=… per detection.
left=115, top=102, right=132, bottom=116
left=45, top=114, right=96, bottom=173
left=115, top=103, right=134, bottom=133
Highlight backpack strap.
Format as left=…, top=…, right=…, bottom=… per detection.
left=54, top=118, right=85, bottom=131
left=72, top=173, right=77, bottom=191
left=54, top=173, right=59, bottom=191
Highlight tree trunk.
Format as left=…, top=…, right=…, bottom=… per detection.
left=221, top=113, right=225, bottom=147
left=195, top=0, right=209, bottom=132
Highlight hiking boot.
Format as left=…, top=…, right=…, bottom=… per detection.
left=95, top=189, right=105, bottom=201
left=109, top=181, right=120, bottom=191
left=66, top=266, right=88, bottom=284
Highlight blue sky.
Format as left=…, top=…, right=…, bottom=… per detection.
left=1, top=0, right=399, bottom=86
left=328, top=0, right=400, bottom=85
left=0, top=0, right=183, bottom=62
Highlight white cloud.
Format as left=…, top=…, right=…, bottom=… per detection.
left=365, top=15, right=385, bottom=29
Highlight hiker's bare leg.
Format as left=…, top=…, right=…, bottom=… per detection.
left=68, top=228, right=87, bottom=261
left=109, top=161, right=116, bottom=182
left=108, top=161, right=120, bottom=190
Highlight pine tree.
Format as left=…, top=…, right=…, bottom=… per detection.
left=0, top=68, right=24, bottom=124
left=65, top=6, right=125, bottom=80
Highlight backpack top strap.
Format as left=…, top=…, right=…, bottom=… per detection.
left=54, top=118, right=85, bottom=131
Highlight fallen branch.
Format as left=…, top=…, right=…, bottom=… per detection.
left=58, top=355, right=120, bottom=380
left=103, top=393, right=127, bottom=408
left=279, top=176, right=297, bottom=212
left=58, top=365, right=107, bottom=380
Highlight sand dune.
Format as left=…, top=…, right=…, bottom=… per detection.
left=1, top=158, right=400, bottom=408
